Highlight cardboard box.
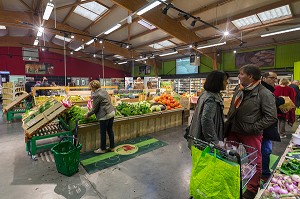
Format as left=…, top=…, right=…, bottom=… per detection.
left=180, top=96, right=190, bottom=110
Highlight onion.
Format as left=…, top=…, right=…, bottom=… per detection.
left=272, top=185, right=281, bottom=193
left=277, top=180, right=283, bottom=186
left=268, top=187, right=274, bottom=193
left=291, top=175, right=300, bottom=183
left=271, top=177, right=278, bottom=183
left=279, top=188, right=288, bottom=194
left=293, top=181, right=298, bottom=186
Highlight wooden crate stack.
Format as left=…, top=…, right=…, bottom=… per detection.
left=22, top=100, right=66, bottom=138
left=2, top=82, right=25, bottom=107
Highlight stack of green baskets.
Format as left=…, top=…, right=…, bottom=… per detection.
left=51, top=141, right=82, bottom=176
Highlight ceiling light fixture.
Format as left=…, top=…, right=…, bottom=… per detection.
left=93, top=54, right=96, bottom=57
left=224, top=31, right=229, bottom=36
left=37, top=27, right=44, bottom=37
left=70, top=34, right=74, bottom=39
left=99, top=40, right=103, bottom=44
left=159, top=51, right=178, bottom=57
left=43, top=0, right=54, bottom=20
left=70, top=51, right=74, bottom=55
left=104, top=24, right=121, bottom=35
left=85, top=39, right=95, bottom=45
left=33, top=39, right=39, bottom=46
left=0, top=25, right=7, bottom=29
left=233, top=49, right=237, bottom=53
left=197, top=42, right=226, bottom=49
left=162, top=3, right=173, bottom=15
left=261, top=26, right=300, bottom=37
left=74, top=46, right=82, bottom=51
left=137, top=0, right=166, bottom=16
left=41, top=47, right=45, bottom=51
left=191, top=17, right=200, bottom=27
left=118, top=61, right=128, bottom=65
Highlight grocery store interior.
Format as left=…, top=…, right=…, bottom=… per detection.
left=1, top=0, right=300, bottom=198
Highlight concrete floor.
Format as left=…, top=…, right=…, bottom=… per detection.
left=0, top=108, right=296, bottom=199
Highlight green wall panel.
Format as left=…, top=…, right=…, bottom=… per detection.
left=294, top=61, right=300, bottom=115
left=162, top=60, right=176, bottom=75
left=222, top=42, right=300, bottom=71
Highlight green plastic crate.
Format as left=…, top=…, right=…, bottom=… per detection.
left=51, top=141, right=82, bottom=176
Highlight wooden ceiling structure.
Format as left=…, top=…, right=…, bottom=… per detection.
left=0, top=0, right=299, bottom=74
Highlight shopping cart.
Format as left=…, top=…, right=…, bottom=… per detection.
left=187, top=135, right=258, bottom=199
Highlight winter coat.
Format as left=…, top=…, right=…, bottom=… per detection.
left=289, top=84, right=300, bottom=108
left=227, top=84, right=277, bottom=135
left=87, top=88, right=115, bottom=120
left=188, top=91, right=224, bottom=147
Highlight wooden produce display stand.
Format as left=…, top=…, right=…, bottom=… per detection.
left=22, top=100, right=71, bottom=160
left=77, top=108, right=185, bottom=153
left=3, top=92, right=30, bottom=123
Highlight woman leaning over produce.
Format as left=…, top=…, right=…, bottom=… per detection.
left=188, top=70, right=229, bottom=147
left=85, top=80, right=116, bottom=154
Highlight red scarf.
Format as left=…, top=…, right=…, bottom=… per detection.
left=234, top=80, right=260, bottom=108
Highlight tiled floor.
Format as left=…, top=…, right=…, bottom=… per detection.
left=0, top=108, right=295, bottom=199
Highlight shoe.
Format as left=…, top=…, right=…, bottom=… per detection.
left=280, top=135, right=287, bottom=139
left=108, top=148, right=115, bottom=152
left=94, top=148, right=106, bottom=154
left=243, top=189, right=257, bottom=199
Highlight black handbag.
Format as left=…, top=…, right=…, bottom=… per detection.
left=263, top=121, right=281, bottom=142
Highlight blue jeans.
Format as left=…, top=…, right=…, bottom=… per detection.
left=99, top=117, right=115, bottom=150
left=261, top=139, right=272, bottom=178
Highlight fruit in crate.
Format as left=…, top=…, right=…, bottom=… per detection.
left=68, top=95, right=84, bottom=102
left=154, top=94, right=182, bottom=110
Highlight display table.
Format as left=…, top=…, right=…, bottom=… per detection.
left=77, top=108, right=185, bottom=152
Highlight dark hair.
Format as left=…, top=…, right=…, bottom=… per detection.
left=261, top=72, right=270, bottom=78
left=240, top=64, right=261, bottom=80
left=204, top=70, right=229, bottom=92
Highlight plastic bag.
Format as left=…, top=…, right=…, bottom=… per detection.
left=190, top=146, right=240, bottom=199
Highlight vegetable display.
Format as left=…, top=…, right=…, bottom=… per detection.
left=67, top=105, right=97, bottom=125
left=116, top=102, right=151, bottom=117
left=262, top=173, right=300, bottom=198
left=22, top=100, right=55, bottom=123
left=280, top=159, right=300, bottom=175
left=154, top=94, right=182, bottom=110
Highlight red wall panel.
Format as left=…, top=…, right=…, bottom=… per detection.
left=0, top=47, right=130, bottom=79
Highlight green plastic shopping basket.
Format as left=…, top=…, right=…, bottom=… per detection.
left=51, top=139, right=82, bottom=177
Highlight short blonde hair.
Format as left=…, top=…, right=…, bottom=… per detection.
left=89, top=80, right=101, bottom=90
left=279, top=78, right=289, bottom=86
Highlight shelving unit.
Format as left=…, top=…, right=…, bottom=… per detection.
left=2, top=82, right=25, bottom=107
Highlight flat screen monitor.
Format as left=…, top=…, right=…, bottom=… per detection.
left=176, top=57, right=198, bottom=75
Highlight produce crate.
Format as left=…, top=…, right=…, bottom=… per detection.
left=3, top=92, right=29, bottom=111
left=22, top=101, right=66, bottom=136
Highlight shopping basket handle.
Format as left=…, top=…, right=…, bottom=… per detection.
left=59, top=136, right=80, bottom=148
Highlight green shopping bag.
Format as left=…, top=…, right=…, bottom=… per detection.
left=190, top=146, right=240, bottom=199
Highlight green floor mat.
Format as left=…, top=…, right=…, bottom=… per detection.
left=80, top=136, right=168, bottom=174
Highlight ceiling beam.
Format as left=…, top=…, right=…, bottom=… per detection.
left=122, top=27, right=158, bottom=42
left=0, top=36, right=129, bottom=72
left=19, top=0, right=34, bottom=12
left=192, top=0, right=300, bottom=32
left=34, top=0, right=42, bottom=16
left=0, top=10, right=158, bottom=68
left=84, top=4, right=118, bottom=32
left=56, top=0, right=95, bottom=10
left=111, top=0, right=200, bottom=44
left=176, top=0, right=234, bottom=21
left=62, top=0, right=81, bottom=24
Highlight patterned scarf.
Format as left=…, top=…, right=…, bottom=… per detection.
left=234, top=80, right=261, bottom=108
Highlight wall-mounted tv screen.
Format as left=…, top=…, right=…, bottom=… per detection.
left=176, top=57, right=198, bottom=75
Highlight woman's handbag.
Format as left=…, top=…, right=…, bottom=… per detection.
left=263, top=121, right=281, bottom=142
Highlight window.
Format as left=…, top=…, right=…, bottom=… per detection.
left=149, top=40, right=175, bottom=49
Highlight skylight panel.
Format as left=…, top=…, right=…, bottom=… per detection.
left=137, top=19, right=156, bottom=30
left=257, top=5, right=291, bottom=23
left=231, top=15, right=261, bottom=29
left=113, top=54, right=124, bottom=59
left=149, top=43, right=164, bottom=49
left=157, top=40, right=174, bottom=47
left=54, top=35, right=72, bottom=42
left=74, top=2, right=108, bottom=21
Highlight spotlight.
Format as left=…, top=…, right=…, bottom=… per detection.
left=71, top=34, right=74, bottom=39
left=191, top=17, right=200, bottom=27
left=70, top=51, right=73, bottom=55
left=189, top=44, right=193, bottom=48
left=233, top=49, right=237, bottom=54
left=162, top=3, right=174, bottom=15
left=126, top=44, right=130, bottom=49
left=41, top=48, right=45, bottom=51
left=179, top=12, right=190, bottom=20
left=93, top=38, right=97, bottom=42
left=99, top=40, right=103, bottom=44
left=224, top=31, right=229, bottom=36
left=93, top=54, right=96, bottom=57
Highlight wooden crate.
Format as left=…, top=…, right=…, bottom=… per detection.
left=3, top=92, right=29, bottom=111
left=22, top=101, right=66, bottom=136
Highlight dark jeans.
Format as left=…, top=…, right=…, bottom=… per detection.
left=261, top=139, right=272, bottom=178
left=99, top=117, right=115, bottom=150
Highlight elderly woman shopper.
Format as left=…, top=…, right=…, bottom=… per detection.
left=85, top=80, right=116, bottom=154
left=188, top=70, right=229, bottom=147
